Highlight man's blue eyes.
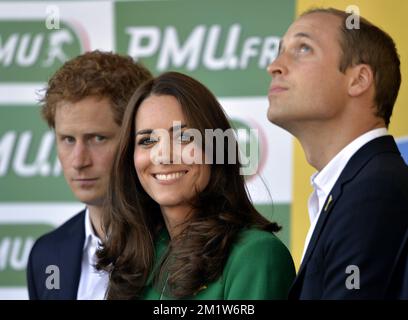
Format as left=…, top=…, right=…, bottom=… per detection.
left=61, top=136, right=107, bottom=144
left=299, top=44, right=311, bottom=53
left=63, top=137, right=75, bottom=144
left=277, top=43, right=312, bottom=56
left=94, top=136, right=106, bottom=142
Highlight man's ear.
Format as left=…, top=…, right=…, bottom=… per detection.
left=348, top=64, right=374, bottom=97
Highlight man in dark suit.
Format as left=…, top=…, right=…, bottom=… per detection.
left=26, top=51, right=152, bottom=299
left=397, top=233, right=408, bottom=299
left=266, top=8, right=408, bottom=299
left=387, top=230, right=408, bottom=299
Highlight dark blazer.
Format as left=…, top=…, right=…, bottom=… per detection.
left=289, top=136, right=408, bottom=299
left=387, top=230, right=408, bottom=299
left=27, top=210, right=86, bottom=300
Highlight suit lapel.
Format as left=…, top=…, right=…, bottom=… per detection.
left=289, top=185, right=342, bottom=298
left=58, top=210, right=86, bottom=299
left=290, top=136, right=401, bottom=297
left=296, top=185, right=342, bottom=280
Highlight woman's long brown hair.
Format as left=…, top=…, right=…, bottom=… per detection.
left=96, top=72, right=280, bottom=299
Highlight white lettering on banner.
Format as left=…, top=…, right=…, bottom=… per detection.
left=0, top=131, right=61, bottom=177
left=0, top=237, right=34, bottom=271
left=0, top=34, right=18, bottom=66
left=126, top=24, right=280, bottom=71
left=203, top=24, right=240, bottom=70
left=240, top=37, right=260, bottom=68
left=53, top=156, right=61, bottom=176
left=0, top=30, right=72, bottom=68
left=0, top=131, right=16, bottom=176
left=0, top=238, right=10, bottom=270
left=10, top=237, right=34, bottom=270
left=259, top=37, right=280, bottom=68
left=16, top=34, right=44, bottom=67
left=158, top=25, right=205, bottom=71
left=43, top=30, right=73, bottom=67
left=126, top=26, right=161, bottom=59
left=13, top=131, right=54, bottom=176
left=0, top=34, right=44, bottom=67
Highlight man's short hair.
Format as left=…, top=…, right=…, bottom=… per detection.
left=302, top=8, right=401, bottom=127
left=41, top=50, right=153, bottom=127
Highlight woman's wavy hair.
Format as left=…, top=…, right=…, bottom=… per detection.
left=96, top=71, right=280, bottom=299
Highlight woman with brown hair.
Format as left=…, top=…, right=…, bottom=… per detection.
left=97, top=72, right=295, bottom=299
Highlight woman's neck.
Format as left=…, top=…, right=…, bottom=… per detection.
left=161, top=205, right=193, bottom=238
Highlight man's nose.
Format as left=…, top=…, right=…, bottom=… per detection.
left=267, top=54, right=287, bottom=77
left=72, top=142, right=92, bottom=170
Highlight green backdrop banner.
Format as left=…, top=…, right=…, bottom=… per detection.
left=0, top=0, right=295, bottom=299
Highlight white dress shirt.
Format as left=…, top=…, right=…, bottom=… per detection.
left=76, top=209, right=109, bottom=300
left=300, top=128, right=388, bottom=263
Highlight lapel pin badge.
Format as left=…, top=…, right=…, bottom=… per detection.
left=324, top=195, right=333, bottom=212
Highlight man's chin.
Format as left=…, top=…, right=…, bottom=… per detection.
left=74, top=194, right=105, bottom=207
left=267, top=109, right=284, bottom=125
left=267, top=104, right=281, bottom=121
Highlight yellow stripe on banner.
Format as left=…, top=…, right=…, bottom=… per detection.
left=292, top=0, right=408, bottom=270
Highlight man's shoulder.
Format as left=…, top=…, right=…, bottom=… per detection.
left=357, top=146, right=408, bottom=186
left=329, top=137, right=408, bottom=226
left=345, top=135, right=408, bottom=186
left=27, top=209, right=86, bottom=299
left=31, top=210, right=86, bottom=253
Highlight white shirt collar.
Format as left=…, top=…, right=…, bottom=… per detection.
left=301, top=128, right=388, bottom=263
left=83, top=208, right=102, bottom=254
left=309, top=127, right=388, bottom=223
left=77, top=208, right=108, bottom=300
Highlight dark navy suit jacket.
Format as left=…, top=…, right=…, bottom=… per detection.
left=387, top=230, right=408, bottom=299
left=26, top=210, right=86, bottom=300
left=289, top=136, right=408, bottom=299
